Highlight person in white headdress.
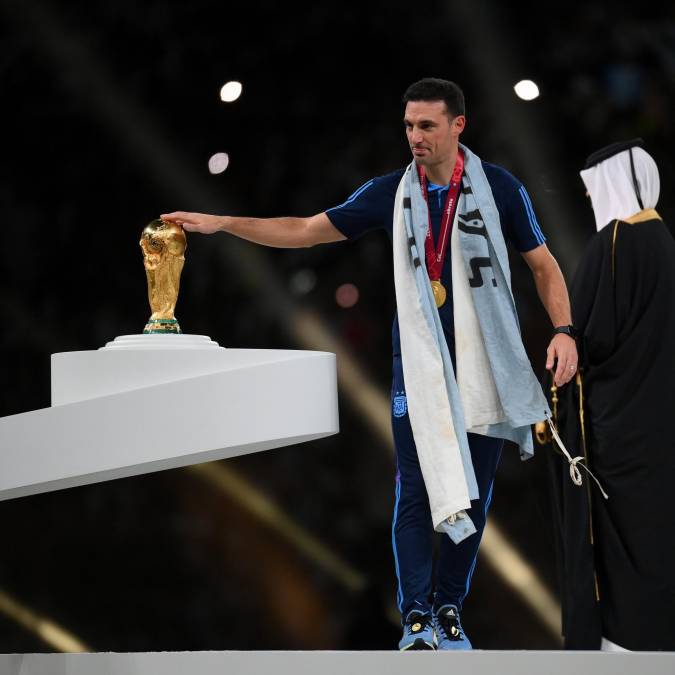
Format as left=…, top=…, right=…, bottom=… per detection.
left=545, top=139, right=675, bottom=651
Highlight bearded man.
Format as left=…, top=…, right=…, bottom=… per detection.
left=162, top=78, right=577, bottom=650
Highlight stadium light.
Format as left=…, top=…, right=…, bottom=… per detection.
left=208, top=152, right=230, bottom=174
left=220, top=81, right=242, bottom=103
left=514, top=79, right=540, bottom=101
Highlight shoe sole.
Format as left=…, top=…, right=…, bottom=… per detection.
left=400, top=638, right=436, bottom=651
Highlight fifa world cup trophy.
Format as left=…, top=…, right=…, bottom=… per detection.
left=139, top=219, right=187, bottom=334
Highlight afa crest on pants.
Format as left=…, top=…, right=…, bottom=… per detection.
left=393, top=391, right=407, bottom=418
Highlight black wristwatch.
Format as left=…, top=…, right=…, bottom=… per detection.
left=553, top=325, right=578, bottom=339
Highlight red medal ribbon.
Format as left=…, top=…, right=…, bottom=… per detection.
left=418, top=150, right=465, bottom=282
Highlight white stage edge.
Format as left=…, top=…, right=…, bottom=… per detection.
left=1, top=650, right=674, bottom=675
left=0, top=336, right=339, bottom=500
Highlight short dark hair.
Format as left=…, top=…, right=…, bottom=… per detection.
left=402, top=78, right=465, bottom=118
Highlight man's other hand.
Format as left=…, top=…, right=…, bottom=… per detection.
left=546, top=334, right=578, bottom=387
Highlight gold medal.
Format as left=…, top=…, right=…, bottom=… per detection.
left=431, top=280, right=446, bottom=308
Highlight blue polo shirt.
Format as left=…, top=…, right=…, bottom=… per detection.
left=325, top=161, right=546, bottom=356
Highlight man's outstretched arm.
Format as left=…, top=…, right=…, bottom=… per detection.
left=160, top=211, right=346, bottom=249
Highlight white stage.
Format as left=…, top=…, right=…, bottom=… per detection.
left=0, top=335, right=339, bottom=500
left=1, top=650, right=674, bottom=675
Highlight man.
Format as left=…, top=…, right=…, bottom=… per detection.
left=162, top=78, right=577, bottom=650
left=545, top=139, right=675, bottom=651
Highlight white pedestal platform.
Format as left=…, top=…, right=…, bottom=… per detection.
left=0, top=650, right=673, bottom=675
left=0, top=335, right=339, bottom=500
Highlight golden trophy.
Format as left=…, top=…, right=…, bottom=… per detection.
left=140, top=218, right=187, bottom=334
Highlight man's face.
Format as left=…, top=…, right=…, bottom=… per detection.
left=404, top=100, right=465, bottom=169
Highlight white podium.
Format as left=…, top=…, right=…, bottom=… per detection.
left=0, top=335, right=339, bottom=501
left=1, top=650, right=674, bottom=675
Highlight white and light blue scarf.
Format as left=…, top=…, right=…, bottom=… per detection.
left=393, top=143, right=550, bottom=543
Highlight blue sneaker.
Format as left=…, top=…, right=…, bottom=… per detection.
left=433, top=604, right=472, bottom=650
left=398, top=609, right=436, bottom=651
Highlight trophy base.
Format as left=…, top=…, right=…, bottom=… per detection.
left=143, top=318, right=182, bottom=334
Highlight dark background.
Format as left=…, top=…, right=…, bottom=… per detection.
left=0, top=0, right=672, bottom=652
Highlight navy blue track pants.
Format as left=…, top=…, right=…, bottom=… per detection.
left=391, top=352, right=503, bottom=618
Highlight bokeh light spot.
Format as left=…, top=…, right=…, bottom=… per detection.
left=290, top=269, right=317, bottom=295
left=335, top=283, right=359, bottom=309
left=208, top=152, right=230, bottom=174
left=220, top=81, right=242, bottom=102
left=514, top=80, right=540, bottom=101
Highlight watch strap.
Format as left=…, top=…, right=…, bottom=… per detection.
left=553, top=325, right=577, bottom=339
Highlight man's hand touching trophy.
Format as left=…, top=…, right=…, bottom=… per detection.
left=160, top=211, right=224, bottom=235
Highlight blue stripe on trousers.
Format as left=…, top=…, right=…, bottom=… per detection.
left=392, top=477, right=404, bottom=612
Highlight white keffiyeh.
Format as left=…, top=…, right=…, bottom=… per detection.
left=580, top=146, right=660, bottom=231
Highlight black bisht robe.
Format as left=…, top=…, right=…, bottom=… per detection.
left=546, top=211, right=675, bottom=650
